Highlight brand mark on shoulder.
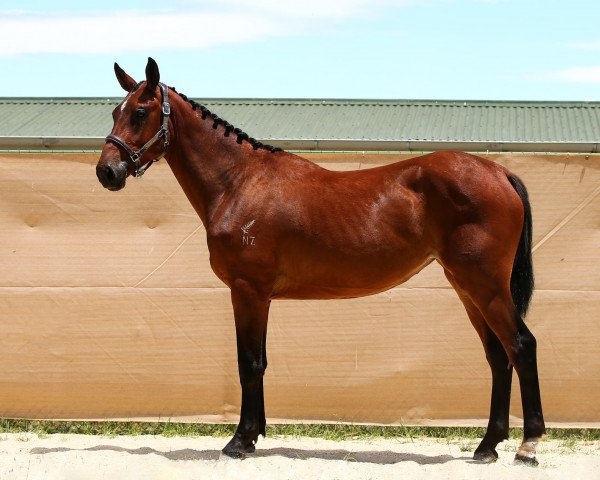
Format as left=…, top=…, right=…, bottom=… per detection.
left=241, top=219, right=255, bottom=235
left=241, top=220, right=256, bottom=246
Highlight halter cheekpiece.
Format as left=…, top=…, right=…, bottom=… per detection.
left=105, top=82, right=171, bottom=178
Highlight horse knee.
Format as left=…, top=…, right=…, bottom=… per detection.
left=238, top=354, right=267, bottom=384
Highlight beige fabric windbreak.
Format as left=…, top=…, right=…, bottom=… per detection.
left=0, top=152, right=598, bottom=426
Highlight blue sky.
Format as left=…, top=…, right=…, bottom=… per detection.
left=2, top=0, right=600, bottom=100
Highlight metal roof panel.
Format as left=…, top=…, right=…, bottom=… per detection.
left=1, top=98, right=599, bottom=151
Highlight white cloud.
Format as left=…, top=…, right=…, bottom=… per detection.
left=0, top=10, right=286, bottom=56
left=223, top=0, right=404, bottom=19
left=536, top=67, right=600, bottom=84
left=568, top=40, right=600, bottom=50
left=0, top=1, right=406, bottom=56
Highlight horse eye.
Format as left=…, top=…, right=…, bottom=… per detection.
left=135, top=108, right=146, bottom=118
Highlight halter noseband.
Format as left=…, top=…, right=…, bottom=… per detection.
left=105, top=82, right=171, bottom=178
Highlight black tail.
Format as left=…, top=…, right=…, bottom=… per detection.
left=507, top=174, right=534, bottom=318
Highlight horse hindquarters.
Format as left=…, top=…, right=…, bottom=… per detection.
left=437, top=172, right=545, bottom=464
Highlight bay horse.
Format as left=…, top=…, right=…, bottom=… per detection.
left=96, top=58, right=545, bottom=465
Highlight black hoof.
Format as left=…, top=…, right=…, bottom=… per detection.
left=514, top=454, right=539, bottom=466
left=221, top=446, right=246, bottom=459
left=473, top=449, right=498, bottom=463
left=222, top=436, right=256, bottom=459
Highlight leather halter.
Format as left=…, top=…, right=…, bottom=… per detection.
left=105, top=82, right=171, bottom=178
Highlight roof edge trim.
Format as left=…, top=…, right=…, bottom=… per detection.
left=1, top=136, right=598, bottom=154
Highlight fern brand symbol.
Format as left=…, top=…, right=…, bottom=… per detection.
left=241, top=220, right=256, bottom=246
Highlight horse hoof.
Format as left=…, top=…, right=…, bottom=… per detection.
left=222, top=437, right=256, bottom=459
left=221, top=446, right=246, bottom=460
left=514, top=454, right=539, bottom=466
left=473, top=450, right=498, bottom=463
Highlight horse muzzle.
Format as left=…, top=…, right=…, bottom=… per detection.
left=96, top=160, right=128, bottom=191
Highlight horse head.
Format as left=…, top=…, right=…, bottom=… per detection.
left=96, top=57, right=170, bottom=190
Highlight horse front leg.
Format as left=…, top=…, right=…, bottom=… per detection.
left=222, top=279, right=270, bottom=459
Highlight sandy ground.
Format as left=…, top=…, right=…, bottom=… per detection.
left=1, top=433, right=599, bottom=480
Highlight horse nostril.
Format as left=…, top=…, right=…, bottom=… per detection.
left=97, top=160, right=128, bottom=191
left=97, top=163, right=121, bottom=187
left=104, top=165, right=115, bottom=182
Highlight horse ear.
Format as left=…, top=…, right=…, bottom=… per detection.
left=145, top=57, right=160, bottom=93
left=114, top=63, right=136, bottom=92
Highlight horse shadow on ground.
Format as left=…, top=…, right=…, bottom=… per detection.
left=30, top=445, right=470, bottom=466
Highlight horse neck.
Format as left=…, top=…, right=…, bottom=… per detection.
left=165, top=95, right=249, bottom=228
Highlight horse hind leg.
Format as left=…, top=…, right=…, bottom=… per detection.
left=442, top=261, right=545, bottom=465
left=445, top=269, right=512, bottom=463
left=507, top=316, right=546, bottom=465
left=485, top=295, right=545, bottom=465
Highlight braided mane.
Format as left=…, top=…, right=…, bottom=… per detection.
left=170, top=87, right=282, bottom=154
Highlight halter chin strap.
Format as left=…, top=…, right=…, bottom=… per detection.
left=105, top=82, right=171, bottom=178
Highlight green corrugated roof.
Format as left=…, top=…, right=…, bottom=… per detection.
left=1, top=98, right=599, bottom=152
